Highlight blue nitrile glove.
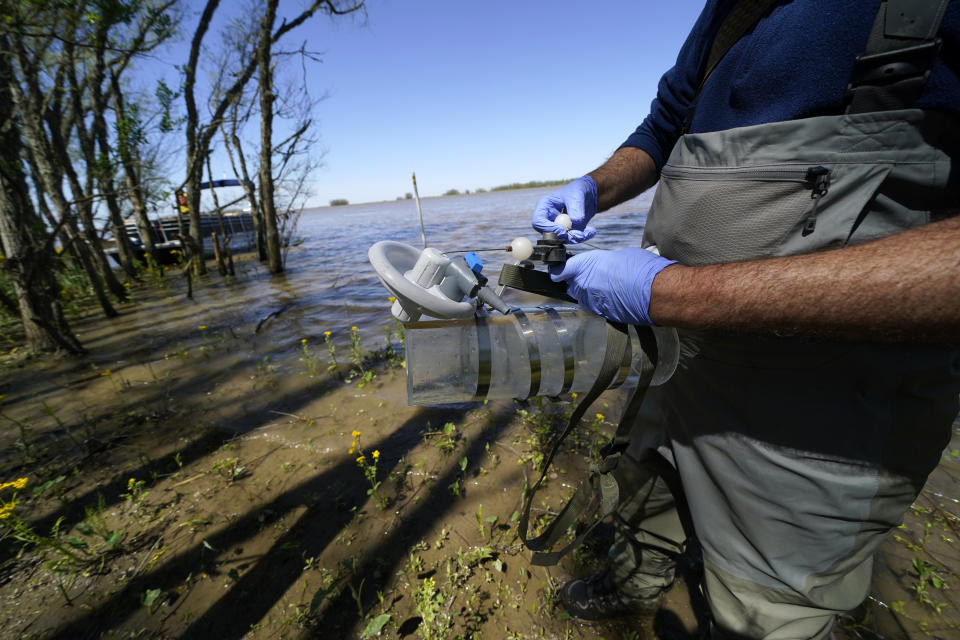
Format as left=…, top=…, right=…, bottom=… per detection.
left=550, top=247, right=678, bottom=325
left=531, top=176, right=598, bottom=243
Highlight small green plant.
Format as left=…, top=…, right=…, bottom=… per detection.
left=255, top=356, right=277, bottom=390
left=433, top=422, right=458, bottom=454
left=911, top=557, right=949, bottom=613
left=350, top=430, right=387, bottom=509
left=347, top=578, right=366, bottom=616
left=298, top=338, right=322, bottom=377
left=323, top=330, right=339, bottom=374
left=93, top=365, right=127, bottom=394
left=448, top=477, right=461, bottom=498
left=141, top=588, right=163, bottom=613
left=413, top=576, right=448, bottom=640
left=120, top=477, right=149, bottom=510
left=474, top=504, right=498, bottom=541
left=75, top=494, right=125, bottom=552
left=362, top=613, right=391, bottom=638
left=0, top=396, right=35, bottom=463
left=212, top=457, right=246, bottom=483
left=0, top=477, right=85, bottom=568
left=357, top=369, right=376, bottom=389
left=349, top=325, right=364, bottom=373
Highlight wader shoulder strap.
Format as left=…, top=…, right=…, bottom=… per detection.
left=845, top=0, right=949, bottom=113
left=684, top=0, right=949, bottom=131
left=519, top=324, right=659, bottom=566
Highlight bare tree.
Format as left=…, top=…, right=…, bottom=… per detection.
left=181, top=0, right=363, bottom=275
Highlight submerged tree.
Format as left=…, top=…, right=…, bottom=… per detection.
left=181, top=0, right=363, bottom=275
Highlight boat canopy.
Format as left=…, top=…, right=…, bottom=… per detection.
left=199, top=178, right=255, bottom=191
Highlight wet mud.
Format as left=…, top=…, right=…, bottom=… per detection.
left=0, top=263, right=958, bottom=639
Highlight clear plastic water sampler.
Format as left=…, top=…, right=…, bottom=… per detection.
left=368, top=240, right=678, bottom=406
left=405, top=306, right=633, bottom=405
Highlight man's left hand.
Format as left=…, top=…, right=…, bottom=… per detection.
left=550, top=247, right=677, bottom=325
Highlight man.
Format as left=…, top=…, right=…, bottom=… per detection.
left=532, top=0, right=959, bottom=637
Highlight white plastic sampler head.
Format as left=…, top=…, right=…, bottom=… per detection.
left=368, top=241, right=482, bottom=322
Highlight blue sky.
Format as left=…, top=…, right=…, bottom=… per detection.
left=181, top=0, right=707, bottom=206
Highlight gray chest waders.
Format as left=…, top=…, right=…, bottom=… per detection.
left=519, top=0, right=956, bottom=567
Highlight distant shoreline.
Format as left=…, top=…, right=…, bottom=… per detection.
left=318, top=180, right=571, bottom=208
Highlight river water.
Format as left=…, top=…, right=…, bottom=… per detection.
left=254, top=186, right=654, bottom=340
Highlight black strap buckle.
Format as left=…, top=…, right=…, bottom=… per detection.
left=846, top=38, right=942, bottom=92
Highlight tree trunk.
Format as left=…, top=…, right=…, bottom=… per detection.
left=89, top=26, right=139, bottom=280
left=222, top=119, right=266, bottom=262
left=0, top=65, right=84, bottom=354
left=257, top=0, right=283, bottom=274
left=24, top=149, right=118, bottom=320
left=49, top=117, right=130, bottom=304
left=182, top=0, right=222, bottom=277
left=7, top=44, right=118, bottom=318
left=110, top=71, right=159, bottom=268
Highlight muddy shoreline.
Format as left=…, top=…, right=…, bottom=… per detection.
left=1, top=271, right=958, bottom=639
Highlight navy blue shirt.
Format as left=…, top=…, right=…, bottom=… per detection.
left=623, top=0, right=960, bottom=170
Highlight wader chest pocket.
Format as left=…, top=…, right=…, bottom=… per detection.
left=646, top=162, right=893, bottom=266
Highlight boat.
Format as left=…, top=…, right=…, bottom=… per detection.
left=109, top=179, right=258, bottom=265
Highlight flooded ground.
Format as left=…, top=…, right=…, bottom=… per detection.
left=1, top=189, right=959, bottom=638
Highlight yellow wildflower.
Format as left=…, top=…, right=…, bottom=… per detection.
left=351, top=326, right=358, bottom=331
left=198, top=325, right=207, bottom=330
left=351, top=430, right=361, bottom=438
left=571, top=392, right=578, bottom=399
left=356, top=456, right=365, bottom=464
left=301, top=338, right=307, bottom=344
left=0, top=501, right=16, bottom=519
left=324, top=331, right=331, bottom=337
left=595, top=413, right=605, bottom=420
left=350, top=440, right=357, bottom=448
left=348, top=448, right=354, bottom=455
left=372, top=450, right=380, bottom=460
left=0, top=478, right=27, bottom=491
left=388, top=296, right=396, bottom=303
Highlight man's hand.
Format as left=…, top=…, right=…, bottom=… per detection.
left=531, top=176, right=598, bottom=243
left=550, top=247, right=677, bottom=326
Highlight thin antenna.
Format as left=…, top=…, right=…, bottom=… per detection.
left=412, top=172, right=427, bottom=248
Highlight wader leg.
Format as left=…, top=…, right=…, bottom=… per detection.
left=607, top=447, right=687, bottom=600
left=660, top=334, right=960, bottom=640
left=691, top=452, right=931, bottom=640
